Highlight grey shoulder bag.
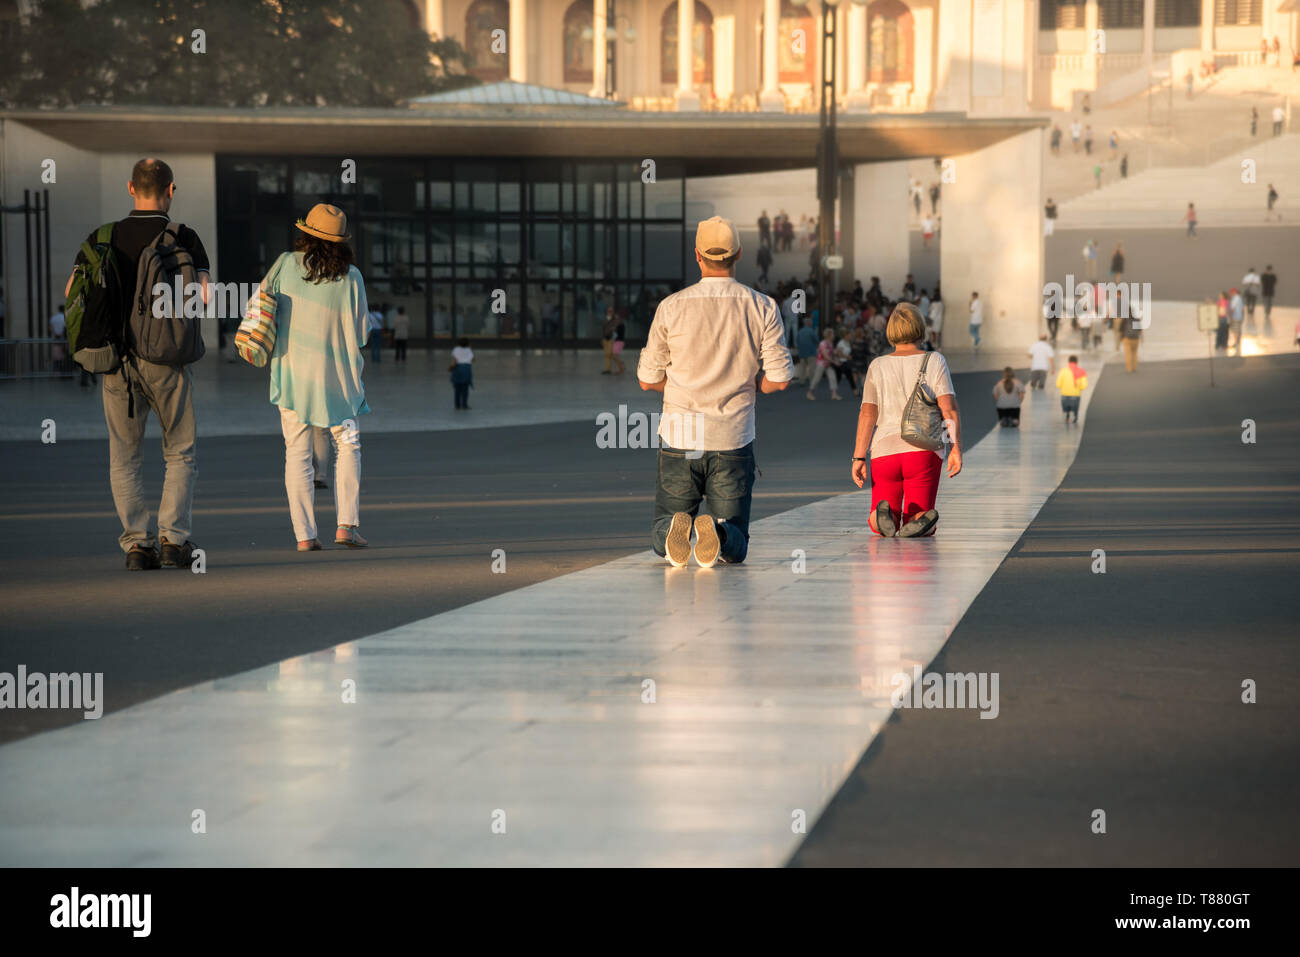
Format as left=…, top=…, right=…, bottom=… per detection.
left=899, top=352, right=946, bottom=452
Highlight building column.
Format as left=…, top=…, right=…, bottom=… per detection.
left=1142, top=0, right=1155, bottom=70
left=938, top=127, right=1045, bottom=353
left=913, top=5, right=935, bottom=109
left=851, top=161, right=911, bottom=296
left=592, top=0, right=608, bottom=98
left=425, top=0, right=443, bottom=37
left=509, top=0, right=527, bottom=81
left=761, top=0, right=785, bottom=110
left=677, top=0, right=701, bottom=109
left=1084, top=0, right=1099, bottom=65
left=934, top=0, right=972, bottom=112
left=1200, top=0, right=1214, bottom=53
left=846, top=1, right=869, bottom=112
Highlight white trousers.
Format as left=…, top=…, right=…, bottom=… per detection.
left=280, top=407, right=361, bottom=541
left=808, top=363, right=838, bottom=395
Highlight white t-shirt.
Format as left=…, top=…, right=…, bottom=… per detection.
left=1028, top=340, right=1055, bottom=370
left=928, top=299, right=944, bottom=331
left=1070, top=122, right=1082, bottom=138
left=49, top=311, right=66, bottom=337
left=861, top=351, right=955, bottom=460
left=1242, top=272, right=1261, bottom=295
left=452, top=345, right=474, bottom=364
left=969, top=299, right=983, bottom=325
left=921, top=216, right=935, bottom=234
left=1273, top=107, right=1284, bottom=123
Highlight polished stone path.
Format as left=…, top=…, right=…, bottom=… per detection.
left=0, top=371, right=1100, bottom=866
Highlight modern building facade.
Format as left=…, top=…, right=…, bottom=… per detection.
left=418, top=0, right=1300, bottom=111
left=0, top=104, right=1045, bottom=351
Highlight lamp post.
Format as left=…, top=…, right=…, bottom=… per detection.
left=790, top=0, right=843, bottom=328
left=582, top=3, right=637, bottom=99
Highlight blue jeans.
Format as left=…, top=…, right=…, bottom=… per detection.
left=369, top=331, right=382, bottom=362
left=651, top=443, right=755, bottom=564
left=1061, top=395, right=1080, bottom=418
left=969, top=323, right=981, bottom=347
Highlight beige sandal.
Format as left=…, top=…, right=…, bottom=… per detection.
left=335, top=526, right=368, bottom=548
left=297, top=539, right=322, bottom=552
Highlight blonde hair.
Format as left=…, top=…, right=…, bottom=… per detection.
left=886, top=303, right=927, bottom=344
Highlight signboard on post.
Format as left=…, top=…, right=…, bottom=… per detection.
left=822, top=255, right=844, bottom=271
left=1195, top=302, right=1217, bottom=333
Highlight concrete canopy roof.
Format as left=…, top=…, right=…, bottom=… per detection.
left=2, top=105, right=1047, bottom=177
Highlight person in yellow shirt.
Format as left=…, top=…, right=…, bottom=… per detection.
left=1055, top=355, right=1088, bottom=424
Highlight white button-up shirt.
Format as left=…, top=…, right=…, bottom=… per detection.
left=638, top=277, right=793, bottom=451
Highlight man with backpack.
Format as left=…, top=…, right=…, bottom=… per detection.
left=64, top=158, right=210, bottom=571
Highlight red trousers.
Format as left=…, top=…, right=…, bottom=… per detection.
left=870, top=450, right=943, bottom=533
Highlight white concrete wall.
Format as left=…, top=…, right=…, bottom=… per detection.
left=851, top=160, right=910, bottom=296
left=938, top=125, right=1043, bottom=352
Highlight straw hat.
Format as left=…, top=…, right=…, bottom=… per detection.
left=295, top=204, right=350, bottom=243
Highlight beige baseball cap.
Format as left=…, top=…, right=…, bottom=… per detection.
left=695, top=216, right=741, bottom=261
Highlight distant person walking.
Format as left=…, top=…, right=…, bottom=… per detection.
left=806, top=325, right=841, bottom=401
left=1185, top=203, right=1198, bottom=238
left=993, top=367, right=1025, bottom=428
left=1120, top=154, right=1128, bottom=178
left=366, top=304, right=383, bottom=363
left=1028, top=333, right=1055, bottom=389
left=1118, top=314, right=1143, bottom=372
left=1251, top=106, right=1259, bottom=136
left=1084, top=125, right=1094, bottom=155
left=1093, top=163, right=1102, bottom=189
left=1266, top=183, right=1280, bottom=222
left=600, top=307, right=619, bottom=374
left=1082, top=239, right=1098, bottom=279
left=1044, top=198, right=1057, bottom=237
left=1108, top=130, right=1118, bottom=159
left=392, top=305, right=410, bottom=361
left=758, top=209, right=771, bottom=248
left=1215, top=291, right=1230, bottom=350
left=795, top=315, right=819, bottom=384
left=968, top=291, right=983, bottom=352
left=1109, top=242, right=1125, bottom=282
left=929, top=181, right=940, bottom=214
left=1229, top=287, right=1245, bottom=352
left=921, top=214, right=936, bottom=248
left=756, top=242, right=772, bottom=284
left=1261, top=264, right=1277, bottom=330
left=1055, top=355, right=1087, bottom=424
left=638, top=216, right=793, bottom=567
left=1272, top=104, right=1285, bottom=136
left=1070, top=118, right=1082, bottom=152
left=265, top=203, right=371, bottom=551
left=1050, top=124, right=1062, bottom=155
left=1242, top=266, right=1261, bottom=322
left=852, top=304, right=963, bottom=539
left=927, top=290, right=944, bottom=348
left=450, top=336, right=474, bottom=409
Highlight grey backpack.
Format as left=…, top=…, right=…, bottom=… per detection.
left=128, top=222, right=205, bottom=365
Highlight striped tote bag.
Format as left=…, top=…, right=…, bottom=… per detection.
left=235, top=288, right=278, bottom=367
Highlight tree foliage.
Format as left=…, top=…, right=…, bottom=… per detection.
left=0, top=0, right=477, bottom=108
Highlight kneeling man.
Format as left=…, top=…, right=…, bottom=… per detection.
left=638, top=217, right=793, bottom=567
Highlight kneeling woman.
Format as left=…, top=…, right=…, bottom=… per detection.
left=263, top=204, right=372, bottom=551
left=850, top=303, right=963, bottom=537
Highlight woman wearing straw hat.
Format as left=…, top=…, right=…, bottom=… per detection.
left=262, top=203, right=372, bottom=551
